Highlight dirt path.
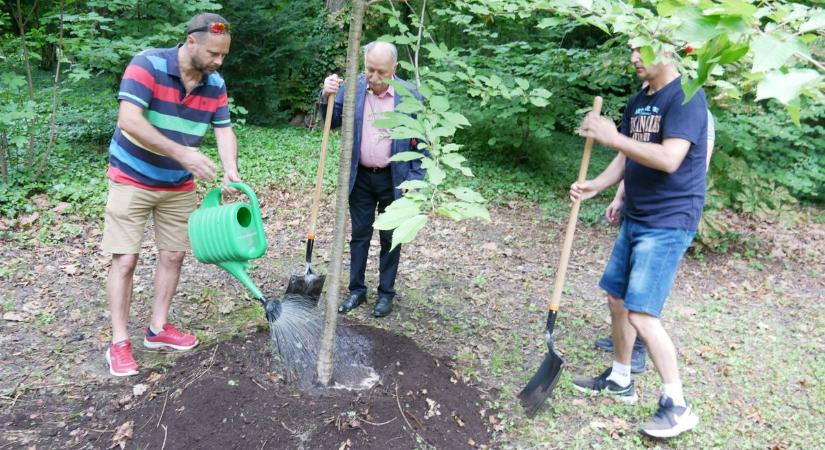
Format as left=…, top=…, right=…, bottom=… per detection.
left=1, top=189, right=823, bottom=448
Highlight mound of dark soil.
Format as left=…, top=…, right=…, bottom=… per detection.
left=2, top=325, right=494, bottom=449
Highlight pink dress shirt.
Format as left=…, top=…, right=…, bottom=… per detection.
left=360, top=85, right=395, bottom=168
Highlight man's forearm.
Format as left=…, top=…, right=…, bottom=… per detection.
left=215, top=127, right=238, bottom=174
left=590, top=154, right=626, bottom=193
left=610, top=133, right=687, bottom=174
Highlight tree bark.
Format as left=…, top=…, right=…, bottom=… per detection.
left=316, top=0, right=368, bottom=386
left=12, top=0, right=37, bottom=165
left=326, top=0, right=347, bottom=12
left=35, top=0, right=64, bottom=178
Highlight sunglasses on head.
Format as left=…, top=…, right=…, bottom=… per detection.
left=187, top=22, right=230, bottom=35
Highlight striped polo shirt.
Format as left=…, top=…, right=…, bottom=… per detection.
left=107, top=45, right=231, bottom=190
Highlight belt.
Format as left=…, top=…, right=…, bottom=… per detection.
left=358, top=164, right=390, bottom=173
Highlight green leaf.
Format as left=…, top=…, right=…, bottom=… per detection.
left=755, top=69, right=822, bottom=105
left=421, top=158, right=446, bottom=185
left=395, top=99, right=424, bottom=114
left=397, top=179, right=429, bottom=191
left=640, top=46, right=656, bottom=67
left=375, top=112, right=425, bottom=134
left=374, top=198, right=421, bottom=230
left=430, top=96, right=450, bottom=113
left=750, top=36, right=801, bottom=73
left=530, top=97, right=550, bottom=107
left=672, top=8, right=723, bottom=45
left=390, top=215, right=428, bottom=250
left=717, top=0, right=758, bottom=18
left=515, top=78, right=530, bottom=90
left=441, top=153, right=467, bottom=170
left=537, top=17, right=563, bottom=29
left=716, top=44, right=749, bottom=64
left=442, top=143, right=462, bottom=153
left=785, top=99, right=801, bottom=127
left=441, top=112, right=471, bottom=128
left=388, top=127, right=428, bottom=141
left=531, top=88, right=552, bottom=98
left=398, top=60, right=415, bottom=72
left=440, top=201, right=490, bottom=221
left=447, top=187, right=485, bottom=203
left=390, top=151, right=425, bottom=162
left=799, top=11, right=825, bottom=34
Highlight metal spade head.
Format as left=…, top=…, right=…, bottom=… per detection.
left=517, top=337, right=564, bottom=418
left=285, top=270, right=325, bottom=302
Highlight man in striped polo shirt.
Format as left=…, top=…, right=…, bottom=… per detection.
left=102, top=13, right=240, bottom=376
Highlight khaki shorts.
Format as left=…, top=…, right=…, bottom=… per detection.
left=102, top=180, right=197, bottom=254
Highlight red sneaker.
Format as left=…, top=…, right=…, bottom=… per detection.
left=106, top=339, right=139, bottom=377
left=143, top=323, right=199, bottom=351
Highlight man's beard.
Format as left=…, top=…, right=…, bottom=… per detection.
left=191, top=55, right=218, bottom=74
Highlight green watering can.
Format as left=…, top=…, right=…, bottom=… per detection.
left=188, top=182, right=268, bottom=303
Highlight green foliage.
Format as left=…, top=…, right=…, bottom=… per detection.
left=714, top=100, right=825, bottom=202
left=218, top=0, right=344, bottom=124
left=58, top=0, right=223, bottom=80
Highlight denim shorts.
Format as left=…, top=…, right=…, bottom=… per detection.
left=598, top=219, right=695, bottom=317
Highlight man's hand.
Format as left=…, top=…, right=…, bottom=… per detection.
left=323, top=74, right=343, bottom=98
left=578, top=112, right=619, bottom=148
left=569, top=180, right=600, bottom=202
left=221, top=170, right=241, bottom=196
left=179, top=151, right=218, bottom=180
left=605, top=196, right=623, bottom=225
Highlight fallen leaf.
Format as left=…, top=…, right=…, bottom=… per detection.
left=110, top=420, right=133, bottom=449
left=132, top=384, right=148, bottom=396
left=19, top=213, right=40, bottom=227
left=3, top=312, right=30, bottom=322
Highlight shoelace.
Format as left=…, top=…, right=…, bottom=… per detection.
left=163, top=325, right=183, bottom=337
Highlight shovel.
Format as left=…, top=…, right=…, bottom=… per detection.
left=518, top=96, right=603, bottom=417
left=285, top=96, right=335, bottom=301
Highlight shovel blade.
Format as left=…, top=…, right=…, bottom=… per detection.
left=518, top=345, right=564, bottom=418
left=286, top=272, right=326, bottom=302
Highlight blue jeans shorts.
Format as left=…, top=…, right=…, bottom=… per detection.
left=598, top=219, right=695, bottom=317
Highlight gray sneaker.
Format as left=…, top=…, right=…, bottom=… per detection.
left=572, top=368, right=638, bottom=404
left=640, top=395, right=699, bottom=439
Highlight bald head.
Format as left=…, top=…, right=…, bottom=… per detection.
left=363, top=41, right=397, bottom=94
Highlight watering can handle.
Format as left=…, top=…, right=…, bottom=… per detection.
left=203, top=182, right=265, bottom=224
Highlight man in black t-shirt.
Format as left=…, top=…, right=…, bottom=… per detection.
left=569, top=47, right=708, bottom=439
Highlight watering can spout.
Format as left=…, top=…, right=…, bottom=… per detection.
left=217, top=261, right=265, bottom=301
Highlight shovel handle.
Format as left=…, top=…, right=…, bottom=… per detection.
left=549, top=96, right=603, bottom=311
left=305, top=95, right=335, bottom=257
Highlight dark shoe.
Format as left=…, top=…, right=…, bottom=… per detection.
left=594, top=336, right=647, bottom=374
left=372, top=296, right=393, bottom=317
left=640, top=395, right=699, bottom=438
left=572, top=368, right=638, bottom=404
left=338, top=293, right=366, bottom=314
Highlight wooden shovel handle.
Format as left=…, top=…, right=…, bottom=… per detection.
left=549, top=96, right=603, bottom=311
left=307, top=96, right=335, bottom=241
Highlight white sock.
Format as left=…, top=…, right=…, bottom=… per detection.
left=149, top=325, right=163, bottom=335
left=606, top=361, right=631, bottom=387
left=663, top=382, right=686, bottom=407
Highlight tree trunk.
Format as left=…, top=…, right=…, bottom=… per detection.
left=326, top=0, right=347, bottom=12
left=316, top=0, right=367, bottom=386
left=34, top=0, right=64, bottom=178
left=12, top=0, right=37, bottom=166
left=0, top=132, right=9, bottom=183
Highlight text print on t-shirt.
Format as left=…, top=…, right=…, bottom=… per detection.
left=630, top=105, right=661, bottom=143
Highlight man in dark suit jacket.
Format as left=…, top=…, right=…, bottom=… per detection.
left=320, top=41, right=425, bottom=317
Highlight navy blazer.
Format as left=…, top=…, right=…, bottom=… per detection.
left=320, top=75, right=426, bottom=199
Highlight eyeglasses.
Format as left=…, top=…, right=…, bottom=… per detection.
left=187, top=22, right=230, bottom=35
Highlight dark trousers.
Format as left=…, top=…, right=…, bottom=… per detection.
left=348, top=167, right=400, bottom=299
